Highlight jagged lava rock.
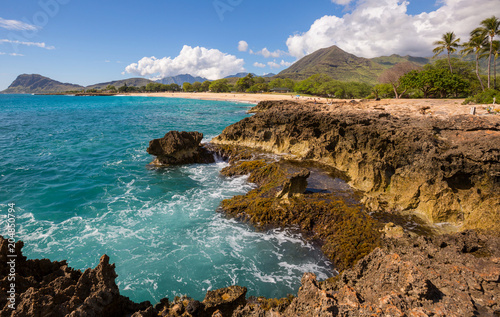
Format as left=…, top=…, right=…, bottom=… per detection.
left=213, top=101, right=500, bottom=233
left=203, top=285, right=247, bottom=316
left=147, top=131, right=214, bottom=166
left=0, top=236, right=150, bottom=317
left=273, top=230, right=500, bottom=316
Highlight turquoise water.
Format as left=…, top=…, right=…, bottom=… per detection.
left=0, top=94, right=333, bottom=303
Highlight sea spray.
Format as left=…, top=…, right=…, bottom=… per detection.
left=0, top=95, right=334, bottom=303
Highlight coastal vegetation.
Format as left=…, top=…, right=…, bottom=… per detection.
left=3, top=17, right=499, bottom=102
left=107, top=16, right=499, bottom=101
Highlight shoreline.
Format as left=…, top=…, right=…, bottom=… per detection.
left=127, top=92, right=497, bottom=118
left=2, top=98, right=499, bottom=316
left=126, top=91, right=305, bottom=104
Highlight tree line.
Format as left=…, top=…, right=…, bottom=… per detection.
left=377, top=15, right=499, bottom=100
left=87, top=16, right=499, bottom=101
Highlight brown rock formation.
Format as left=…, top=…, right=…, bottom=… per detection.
left=233, top=230, right=500, bottom=317
left=0, top=236, right=150, bottom=317
left=2, top=229, right=500, bottom=317
left=276, top=169, right=310, bottom=199
left=213, top=101, right=500, bottom=233
left=203, top=286, right=247, bottom=316
left=147, top=131, right=215, bottom=166
left=218, top=159, right=381, bottom=271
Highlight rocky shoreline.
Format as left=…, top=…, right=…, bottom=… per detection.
left=2, top=231, right=499, bottom=316
left=2, top=100, right=499, bottom=316
left=213, top=100, right=500, bottom=233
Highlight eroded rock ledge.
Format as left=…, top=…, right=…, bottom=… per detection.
left=212, top=100, right=500, bottom=233
left=2, top=231, right=499, bottom=316
left=6, top=100, right=498, bottom=316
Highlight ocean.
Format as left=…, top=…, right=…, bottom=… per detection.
left=0, top=94, right=333, bottom=303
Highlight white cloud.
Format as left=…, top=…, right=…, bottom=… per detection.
left=252, top=47, right=286, bottom=58
left=331, top=0, right=354, bottom=4
left=267, top=60, right=292, bottom=69
left=0, top=52, right=24, bottom=56
left=0, top=39, right=55, bottom=50
left=125, top=45, right=245, bottom=80
left=253, top=62, right=266, bottom=68
left=0, top=18, right=38, bottom=31
left=286, top=0, right=500, bottom=58
left=238, top=40, right=249, bottom=52
left=267, top=61, right=280, bottom=69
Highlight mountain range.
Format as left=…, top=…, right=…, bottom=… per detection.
left=276, top=46, right=429, bottom=84
left=2, top=46, right=433, bottom=93
left=157, top=74, right=208, bottom=85
left=87, top=78, right=154, bottom=90
left=2, top=74, right=85, bottom=94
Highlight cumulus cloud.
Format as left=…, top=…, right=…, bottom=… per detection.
left=253, top=62, right=266, bottom=68
left=0, top=18, right=38, bottom=31
left=252, top=47, right=286, bottom=58
left=125, top=45, right=245, bottom=80
left=286, top=0, right=500, bottom=58
left=0, top=39, right=55, bottom=50
left=238, top=40, right=249, bottom=52
left=267, top=60, right=293, bottom=69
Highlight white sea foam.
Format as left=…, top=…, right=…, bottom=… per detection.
left=13, top=149, right=333, bottom=303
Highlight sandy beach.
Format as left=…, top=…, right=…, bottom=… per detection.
left=127, top=92, right=305, bottom=104
left=127, top=91, right=498, bottom=118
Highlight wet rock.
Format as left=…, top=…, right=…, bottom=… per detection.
left=186, top=299, right=203, bottom=316
left=170, top=303, right=185, bottom=316
left=380, top=222, right=405, bottom=239
left=3, top=229, right=500, bottom=317
left=276, top=169, right=310, bottom=199
left=131, top=306, right=158, bottom=317
left=147, top=131, right=215, bottom=166
left=219, top=159, right=381, bottom=271
left=0, top=236, right=151, bottom=317
left=154, top=297, right=170, bottom=314
left=202, top=285, right=247, bottom=316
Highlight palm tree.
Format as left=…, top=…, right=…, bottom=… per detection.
left=433, top=32, right=461, bottom=73
left=492, top=40, right=499, bottom=90
left=472, top=16, right=500, bottom=89
left=461, top=35, right=487, bottom=91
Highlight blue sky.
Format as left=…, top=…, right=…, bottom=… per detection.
left=1, top=0, right=499, bottom=90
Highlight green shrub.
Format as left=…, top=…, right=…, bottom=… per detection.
left=463, top=89, right=500, bottom=105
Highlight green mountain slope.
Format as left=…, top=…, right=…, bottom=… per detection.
left=276, top=46, right=388, bottom=84
left=276, top=46, right=433, bottom=84
left=157, top=74, right=208, bottom=85
left=87, top=78, right=154, bottom=90
left=371, top=54, right=430, bottom=68
left=2, top=74, right=84, bottom=94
